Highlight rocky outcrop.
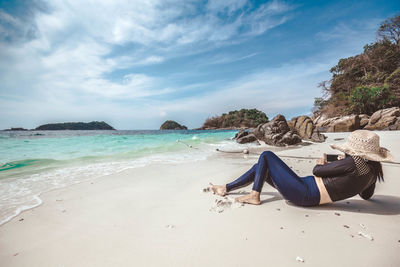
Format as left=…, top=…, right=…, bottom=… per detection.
left=288, top=115, right=326, bottom=142
left=253, top=115, right=302, bottom=146
left=313, top=107, right=400, bottom=132
left=364, top=107, right=400, bottom=130
left=160, top=120, right=188, bottom=130
left=314, top=115, right=360, bottom=132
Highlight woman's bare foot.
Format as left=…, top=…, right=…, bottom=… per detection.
left=235, top=190, right=261, bottom=205
left=209, top=183, right=227, bottom=196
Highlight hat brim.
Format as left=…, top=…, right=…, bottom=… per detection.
left=330, top=143, right=394, bottom=162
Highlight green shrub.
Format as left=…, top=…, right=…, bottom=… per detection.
left=349, top=86, right=395, bottom=114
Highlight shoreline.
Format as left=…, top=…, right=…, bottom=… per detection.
left=1, top=132, right=399, bottom=266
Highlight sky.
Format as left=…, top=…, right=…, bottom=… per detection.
left=0, top=0, right=399, bottom=130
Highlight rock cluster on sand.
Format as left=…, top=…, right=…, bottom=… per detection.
left=253, top=115, right=302, bottom=146
left=230, top=107, right=399, bottom=146
left=313, top=107, right=400, bottom=132
left=364, top=107, right=400, bottom=130
left=234, top=114, right=326, bottom=146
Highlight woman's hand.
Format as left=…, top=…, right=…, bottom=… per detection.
left=316, top=154, right=327, bottom=165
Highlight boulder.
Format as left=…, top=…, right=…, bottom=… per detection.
left=280, top=131, right=302, bottom=145
left=364, top=107, right=400, bottom=130
left=236, top=133, right=259, bottom=144
left=234, top=129, right=248, bottom=139
left=315, top=114, right=362, bottom=132
left=288, top=116, right=313, bottom=139
left=310, top=131, right=327, bottom=142
left=312, top=113, right=329, bottom=125
left=359, top=114, right=370, bottom=129
left=288, top=115, right=326, bottom=142
left=314, top=116, right=340, bottom=132
left=254, top=114, right=301, bottom=146
left=327, top=115, right=360, bottom=132
left=384, top=120, right=400, bottom=130
left=314, top=115, right=360, bottom=132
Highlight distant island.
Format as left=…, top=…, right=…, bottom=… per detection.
left=35, top=121, right=115, bottom=130
left=199, top=108, right=269, bottom=130
left=160, top=120, right=187, bottom=130
left=3, top=127, right=29, bottom=131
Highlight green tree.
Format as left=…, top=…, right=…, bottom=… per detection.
left=349, top=86, right=395, bottom=115
left=313, top=14, right=400, bottom=116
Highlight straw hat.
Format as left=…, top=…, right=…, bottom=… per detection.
left=330, top=130, right=394, bottom=162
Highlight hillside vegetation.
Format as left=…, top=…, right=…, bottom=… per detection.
left=313, top=14, right=400, bottom=117
left=201, top=109, right=268, bottom=129
left=160, top=120, right=187, bottom=130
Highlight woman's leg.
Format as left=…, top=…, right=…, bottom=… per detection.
left=252, top=151, right=297, bottom=192
left=234, top=151, right=281, bottom=205
left=225, top=163, right=257, bottom=192
left=237, top=151, right=309, bottom=205
left=210, top=164, right=257, bottom=196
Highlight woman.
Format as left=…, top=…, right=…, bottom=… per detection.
left=210, top=130, right=394, bottom=206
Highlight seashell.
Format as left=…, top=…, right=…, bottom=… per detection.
left=358, top=231, right=374, bottom=241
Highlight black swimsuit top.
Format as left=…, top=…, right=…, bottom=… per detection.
left=312, top=156, right=377, bottom=202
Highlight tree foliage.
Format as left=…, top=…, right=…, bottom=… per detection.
left=349, top=86, right=395, bottom=115
left=202, top=109, right=268, bottom=129
left=160, top=120, right=187, bottom=130
left=313, top=14, right=400, bottom=116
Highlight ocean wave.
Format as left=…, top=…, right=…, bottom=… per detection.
left=0, top=130, right=241, bottom=225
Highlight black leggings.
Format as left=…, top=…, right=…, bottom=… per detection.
left=226, top=151, right=320, bottom=206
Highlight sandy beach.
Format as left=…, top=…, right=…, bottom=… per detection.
left=1, top=131, right=399, bottom=267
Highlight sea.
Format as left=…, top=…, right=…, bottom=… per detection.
left=0, top=129, right=247, bottom=225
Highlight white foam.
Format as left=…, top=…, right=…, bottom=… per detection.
left=0, top=142, right=230, bottom=226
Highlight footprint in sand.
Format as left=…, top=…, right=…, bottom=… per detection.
left=209, top=196, right=244, bottom=213
left=202, top=186, right=244, bottom=213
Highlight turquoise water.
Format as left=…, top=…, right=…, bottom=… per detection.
left=0, top=130, right=240, bottom=225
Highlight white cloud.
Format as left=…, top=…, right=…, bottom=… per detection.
left=0, top=0, right=300, bottom=129
left=149, top=60, right=332, bottom=118
left=0, top=0, right=292, bottom=99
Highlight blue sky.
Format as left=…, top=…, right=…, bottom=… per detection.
left=0, top=0, right=399, bottom=130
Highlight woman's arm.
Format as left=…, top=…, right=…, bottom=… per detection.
left=359, top=182, right=376, bottom=200
left=312, top=156, right=355, bottom=178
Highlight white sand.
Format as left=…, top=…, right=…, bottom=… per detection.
left=1, top=131, right=399, bottom=267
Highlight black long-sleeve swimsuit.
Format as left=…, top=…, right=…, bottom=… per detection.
left=312, top=155, right=377, bottom=202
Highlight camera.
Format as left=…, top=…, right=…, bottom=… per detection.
left=325, top=154, right=339, bottom=162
